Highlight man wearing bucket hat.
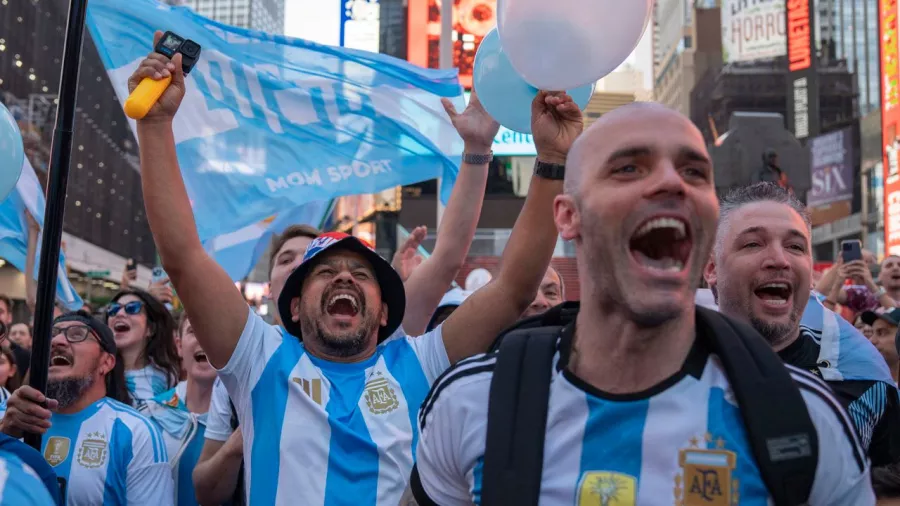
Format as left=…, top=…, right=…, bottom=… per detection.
left=131, top=33, right=583, bottom=506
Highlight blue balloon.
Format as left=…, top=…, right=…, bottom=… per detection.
left=0, top=102, right=23, bottom=203
left=473, top=28, right=594, bottom=134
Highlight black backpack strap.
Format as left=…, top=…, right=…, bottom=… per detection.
left=481, top=327, right=561, bottom=506
left=697, top=307, right=818, bottom=506
left=228, top=399, right=246, bottom=505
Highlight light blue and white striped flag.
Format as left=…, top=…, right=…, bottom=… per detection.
left=0, top=159, right=83, bottom=310
left=86, top=0, right=465, bottom=245
left=204, top=200, right=331, bottom=281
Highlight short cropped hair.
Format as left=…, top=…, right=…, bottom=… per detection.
left=268, top=224, right=322, bottom=275
left=715, top=182, right=811, bottom=258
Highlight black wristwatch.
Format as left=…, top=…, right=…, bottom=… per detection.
left=462, top=151, right=494, bottom=164
left=534, top=159, right=565, bottom=180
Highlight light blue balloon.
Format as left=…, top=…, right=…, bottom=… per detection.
left=0, top=102, right=24, bottom=203
left=473, top=28, right=594, bottom=134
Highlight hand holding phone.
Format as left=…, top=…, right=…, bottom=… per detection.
left=841, top=240, right=863, bottom=264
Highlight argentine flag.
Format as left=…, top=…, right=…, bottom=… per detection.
left=0, top=159, right=83, bottom=310
left=86, top=0, right=465, bottom=245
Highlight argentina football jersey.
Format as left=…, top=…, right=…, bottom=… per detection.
left=217, top=307, right=450, bottom=505
left=0, top=397, right=173, bottom=506
left=125, top=365, right=172, bottom=409
left=413, top=323, right=873, bottom=505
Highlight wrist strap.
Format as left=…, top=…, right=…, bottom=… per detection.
left=534, top=159, right=565, bottom=180
left=463, top=151, right=493, bottom=164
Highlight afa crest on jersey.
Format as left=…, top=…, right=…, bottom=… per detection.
left=675, top=433, right=739, bottom=506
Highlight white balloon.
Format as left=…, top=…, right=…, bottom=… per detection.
left=496, top=0, right=652, bottom=90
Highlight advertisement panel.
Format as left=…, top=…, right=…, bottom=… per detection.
left=340, top=0, right=380, bottom=52
left=808, top=128, right=854, bottom=208
left=722, top=0, right=786, bottom=62
left=785, top=0, right=819, bottom=140
left=408, top=0, right=497, bottom=90
left=881, top=0, right=900, bottom=255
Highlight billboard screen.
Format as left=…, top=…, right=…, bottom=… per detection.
left=785, top=0, right=819, bottom=140
left=881, top=0, right=900, bottom=255
left=808, top=128, right=854, bottom=208
left=722, top=0, right=787, bottom=62
left=408, top=0, right=497, bottom=90
left=340, top=0, right=380, bottom=52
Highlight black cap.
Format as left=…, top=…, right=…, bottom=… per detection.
left=861, top=307, right=900, bottom=327
left=54, top=311, right=117, bottom=354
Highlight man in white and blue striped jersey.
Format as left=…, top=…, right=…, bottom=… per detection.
left=0, top=311, right=173, bottom=505
left=407, top=103, right=874, bottom=505
left=131, top=35, right=585, bottom=505
left=707, top=182, right=900, bottom=467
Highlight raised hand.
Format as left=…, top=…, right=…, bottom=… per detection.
left=392, top=226, right=427, bottom=283
left=441, top=91, right=500, bottom=154
left=149, top=277, right=174, bottom=304
left=531, top=91, right=584, bottom=165
left=127, top=30, right=186, bottom=123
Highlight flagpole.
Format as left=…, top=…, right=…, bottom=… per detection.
left=26, top=0, right=89, bottom=451
left=436, top=0, right=453, bottom=228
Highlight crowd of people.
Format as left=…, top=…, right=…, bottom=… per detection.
left=0, top=31, right=898, bottom=505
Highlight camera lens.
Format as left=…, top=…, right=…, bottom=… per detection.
left=181, top=41, right=200, bottom=57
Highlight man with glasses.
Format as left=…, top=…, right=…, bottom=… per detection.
left=0, top=311, right=173, bottom=505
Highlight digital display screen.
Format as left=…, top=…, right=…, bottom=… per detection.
left=161, top=34, right=182, bottom=51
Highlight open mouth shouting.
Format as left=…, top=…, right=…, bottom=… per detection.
left=629, top=216, right=692, bottom=276
left=753, top=281, right=793, bottom=312
left=112, top=320, right=131, bottom=335
left=49, top=350, right=74, bottom=369
left=324, top=291, right=361, bottom=324
left=193, top=351, right=209, bottom=365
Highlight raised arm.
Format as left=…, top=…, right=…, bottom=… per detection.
left=24, top=212, right=39, bottom=313
left=401, top=93, right=498, bottom=336
left=440, top=92, right=583, bottom=363
left=131, top=31, right=247, bottom=368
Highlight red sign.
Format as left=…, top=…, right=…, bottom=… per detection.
left=407, top=0, right=497, bottom=90
left=786, top=0, right=811, bottom=72
left=882, top=0, right=900, bottom=255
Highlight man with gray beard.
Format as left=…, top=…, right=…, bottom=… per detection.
left=0, top=311, right=172, bottom=504
left=706, top=182, right=900, bottom=466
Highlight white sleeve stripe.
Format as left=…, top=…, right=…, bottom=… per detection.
left=420, top=353, right=496, bottom=416
left=790, top=372, right=867, bottom=472
left=419, top=361, right=496, bottom=430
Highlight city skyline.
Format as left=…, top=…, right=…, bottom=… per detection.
left=282, top=0, right=653, bottom=89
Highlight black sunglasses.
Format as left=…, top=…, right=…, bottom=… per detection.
left=51, top=325, right=97, bottom=345
left=107, top=300, right=143, bottom=317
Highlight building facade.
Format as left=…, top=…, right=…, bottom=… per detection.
left=182, top=0, right=285, bottom=33
left=653, top=2, right=723, bottom=115
left=0, top=0, right=157, bottom=304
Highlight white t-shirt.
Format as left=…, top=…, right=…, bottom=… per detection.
left=217, top=307, right=451, bottom=505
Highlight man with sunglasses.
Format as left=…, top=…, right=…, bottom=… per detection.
left=0, top=311, right=173, bottom=505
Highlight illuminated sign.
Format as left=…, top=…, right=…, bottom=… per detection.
left=786, top=0, right=811, bottom=71
left=408, top=0, right=497, bottom=90
left=785, top=0, right=818, bottom=140
left=881, top=0, right=900, bottom=254
left=340, top=0, right=380, bottom=52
